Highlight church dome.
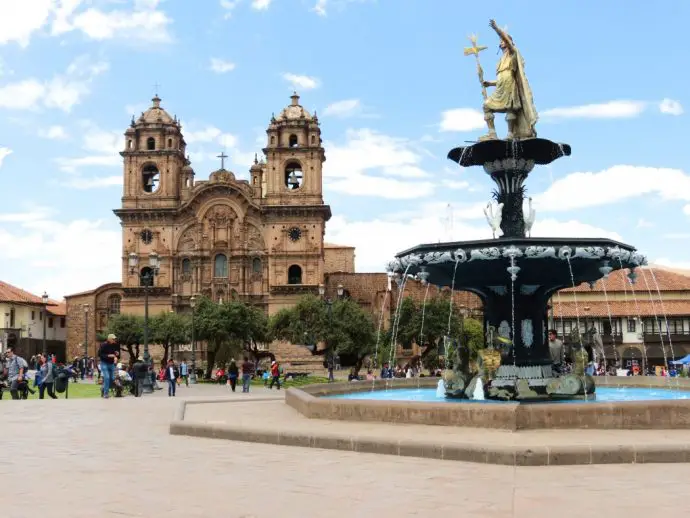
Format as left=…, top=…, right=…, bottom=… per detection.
left=138, top=95, right=175, bottom=125
left=276, top=92, right=314, bottom=121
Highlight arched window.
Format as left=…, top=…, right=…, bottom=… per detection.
left=270, top=136, right=275, bottom=145
left=167, top=138, right=173, bottom=148
left=142, top=164, right=160, bottom=193
left=311, top=135, right=316, bottom=145
left=182, top=258, right=191, bottom=275
left=252, top=257, right=262, bottom=274
left=287, top=264, right=302, bottom=285
left=128, top=139, right=133, bottom=149
left=108, top=295, right=121, bottom=315
left=214, top=254, right=228, bottom=277
left=146, top=137, right=155, bottom=150
left=288, top=134, right=298, bottom=148
left=285, top=161, right=303, bottom=190
left=140, top=267, right=154, bottom=287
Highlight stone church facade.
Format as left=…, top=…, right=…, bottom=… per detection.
left=65, top=93, right=483, bottom=361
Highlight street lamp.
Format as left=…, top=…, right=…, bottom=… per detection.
left=82, top=303, right=90, bottom=360
left=41, top=291, right=49, bottom=355
left=128, top=251, right=160, bottom=394
left=318, top=283, right=345, bottom=379
left=189, top=294, right=198, bottom=384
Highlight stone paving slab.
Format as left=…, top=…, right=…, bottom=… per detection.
left=174, top=397, right=690, bottom=466
left=4, top=384, right=690, bottom=517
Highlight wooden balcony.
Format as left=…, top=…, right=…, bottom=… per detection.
left=643, top=333, right=690, bottom=345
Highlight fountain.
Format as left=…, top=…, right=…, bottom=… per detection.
left=385, top=20, right=644, bottom=401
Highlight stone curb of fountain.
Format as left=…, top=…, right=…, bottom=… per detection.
left=169, top=395, right=690, bottom=466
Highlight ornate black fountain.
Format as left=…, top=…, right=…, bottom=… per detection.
left=387, top=21, right=646, bottom=400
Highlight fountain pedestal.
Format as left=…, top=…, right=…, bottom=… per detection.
left=390, top=138, right=645, bottom=401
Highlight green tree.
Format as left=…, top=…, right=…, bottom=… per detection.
left=269, top=295, right=376, bottom=375
left=105, top=314, right=144, bottom=364
left=150, top=311, right=190, bottom=365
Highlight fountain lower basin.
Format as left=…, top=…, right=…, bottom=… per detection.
left=285, top=377, right=690, bottom=430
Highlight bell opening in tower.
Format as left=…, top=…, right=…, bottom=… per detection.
left=142, top=164, right=160, bottom=193
left=288, top=134, right=298, bottom=148
left=285, top=161, right=303, bottom=190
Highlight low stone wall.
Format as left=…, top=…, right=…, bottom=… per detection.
left=285, top=377, right=690, bottom=430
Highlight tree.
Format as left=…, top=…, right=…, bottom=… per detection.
left=269, top=295, right=377, bottom=375
left=150, top=311, right=190, bottom=365
left=386, top=295, right=484, bottom=372
left=105, top=314, right=144, bottom=364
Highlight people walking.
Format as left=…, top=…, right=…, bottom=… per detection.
left=98, top=334, right=120, bottom=398
left=241, top=357, right=253, bottom=393
left=269, top=360, right=281, bottom=390
left=164, top=359, right=179, bottom=397
left=38, top=354, right=58, bottom=399
left=5, top=346, right=29, bottom=400
left=179, top=360, right=189, bottom=386
left=227, top=359, right=239, bottom=392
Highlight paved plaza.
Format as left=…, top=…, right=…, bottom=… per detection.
left=1, top=383, right=688, bottom=517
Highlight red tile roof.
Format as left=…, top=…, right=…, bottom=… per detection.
left=0, top=280, right=61, bottom=309
left=552, top=300, right=690, bottom=318
left=561, top=267, right=690, bottom=293
left=47, top=302, right=67, bottom=317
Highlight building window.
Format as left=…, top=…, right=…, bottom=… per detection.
left=182, top=258, right=191, bottom=275
left=39, top=311, right=42, bottom=322
left=627, top=318, right=637, bottom=333
left=128, top=139, right=132, bottom=149
left=288, top=134, right=298, bottom=148
left=140, top=267, right=154, bottom=287
left=167, top=138, right=173, bottom=148
left=311, top=135, right=316, bottom=145
left=10, top=308, right=15, bottom=327
left=142, top=164, right=160, bottom=193
left=146, top=137, right=155, bottom=150
left=284, top=161, right=303, bottom=190
left=214, top=254, right=228, bottom=277
left=108, top=295, right=121, bottom=315
left=31, top=311, right=35, bottom=320
left=60, top=317, right=65, bottom=328
left=48, top=317, right=54, bottom=328
left=287, top=264, right=302, bottom=285
left=252, top=257, right=262, bottom=274
left=270, top=136, right=275, bottom=145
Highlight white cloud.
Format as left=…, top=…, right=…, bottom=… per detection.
left=0, top=0, right=53, bottom=47
left=0, top=210, right=121, bottom=299
left=39, top=125, right=68, bottom=140
left=439, top=108, right=485, bottom=132
left=0, top=56, right=108, bottom=112
left=442, top=179, right=470, bottom=190
left=0, top=147, right=12, bottom=168
left=535, top=165, right=690, bottom=212
left=659, top=98, right=683, bottom=116
left=652, top=258, right=690, bottom=273
left=283, top=73, right=320, bottom=90
left=326, top=210, right=620, bottom=273
left=684, top=204, right=690, bottom=216
left=323, top=129, right=435, bottom=199
left=209, top=58, right=236, bottom=74
left=312, top=0, right=327, bottom=15
left=542, top=100, right=647, bottom=119
left=323, top=99, right=360, bottom=117
left=220, top=0, right=240, bottom=18
left=55, top=123, right=121, bottom=175
left=53, top=0, right=172, bottom=43
left=251, top=0, right=272, bottom=10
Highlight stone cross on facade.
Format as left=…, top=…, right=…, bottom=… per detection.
left=217, top=152, right=228, bottom=170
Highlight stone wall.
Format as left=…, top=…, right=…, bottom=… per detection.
left=324, top=245, right=355, bottom=274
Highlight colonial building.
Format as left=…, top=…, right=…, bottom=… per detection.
left=551, top=266, right=690, bottom=370
left=65, top=93, right=355, bottom=358
left=0, top=281, right=67, bottom=360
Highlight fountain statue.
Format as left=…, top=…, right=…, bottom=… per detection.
left=387, top=20, right=645, bottom=401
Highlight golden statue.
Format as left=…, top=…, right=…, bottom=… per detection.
left=466, top=20, right=538, bottom=141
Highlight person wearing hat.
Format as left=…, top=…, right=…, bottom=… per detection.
left=269, top=360, right=281, bottom=390
left=98, top=333, right=120, bottom=398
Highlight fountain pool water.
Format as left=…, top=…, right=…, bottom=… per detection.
left=328, top=386, right=690, bottom=403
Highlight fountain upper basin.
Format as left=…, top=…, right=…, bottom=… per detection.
left=447, top=137, right=571, bottom=167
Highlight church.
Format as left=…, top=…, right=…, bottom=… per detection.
left=64, top=92, right=366, bottom=358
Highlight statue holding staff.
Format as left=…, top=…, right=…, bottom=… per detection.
left=470, top=19, right=538, bottom=141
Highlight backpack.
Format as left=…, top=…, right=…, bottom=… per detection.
left=51, top=362, right=59, bottom=379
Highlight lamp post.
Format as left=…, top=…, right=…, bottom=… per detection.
left=190, top=294, right=197, bottom=384
left=128, top=251, right=160, bottom=394
left=318, top=283, right=344, bottom=374
left=41, top=291, right=49, bottom=355
left=82, top=303, right=90, bottom=360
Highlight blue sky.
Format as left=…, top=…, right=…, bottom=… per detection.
left=0, top=0, right=689, bottom=299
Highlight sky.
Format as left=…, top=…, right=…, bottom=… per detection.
left=0, top=0, right=689, bottom=300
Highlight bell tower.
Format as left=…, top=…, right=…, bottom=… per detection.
left=263, top=92, right=325, bottom=206
left=121, top=95, right=187, bottom=209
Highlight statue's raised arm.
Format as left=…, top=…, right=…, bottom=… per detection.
left=475, top=19, right=538, bottom=141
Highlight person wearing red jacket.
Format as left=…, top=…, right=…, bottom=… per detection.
left=269, top=361, right=281, bottom=390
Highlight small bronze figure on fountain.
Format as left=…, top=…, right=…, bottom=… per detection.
left=466, top=19, right=538, bottom=141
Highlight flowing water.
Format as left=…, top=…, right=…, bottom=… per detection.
left=617, top=258, right=649, bottom=373
left=639, top=269, right=674, bottom=388
left=371, top=287, right=391, bottom=390
left=417, top=281, right=431, bottom=388
left=386, top=266, right=412, bottom=384
left=648, top=267, right=680, bottom=388
left=599, top=276, right=617, bottom=383
left=565, top=255, right=588, bottom=401
left=445, top=259, right=461, bottom=369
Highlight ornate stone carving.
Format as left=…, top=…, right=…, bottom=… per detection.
left=423, top=251, right=453, bottom=264
left=557, top=246, right=572, bottom=260
left=469, top=247, right=501, bottom=261
left=607, top=246, right=631, bottom=263
left=524, top=246, right=556, bottom=259
left=573, top=246, right=605, bottom=259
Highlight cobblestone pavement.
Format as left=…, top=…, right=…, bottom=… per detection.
left=1, top=384, right=688, bottom=518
